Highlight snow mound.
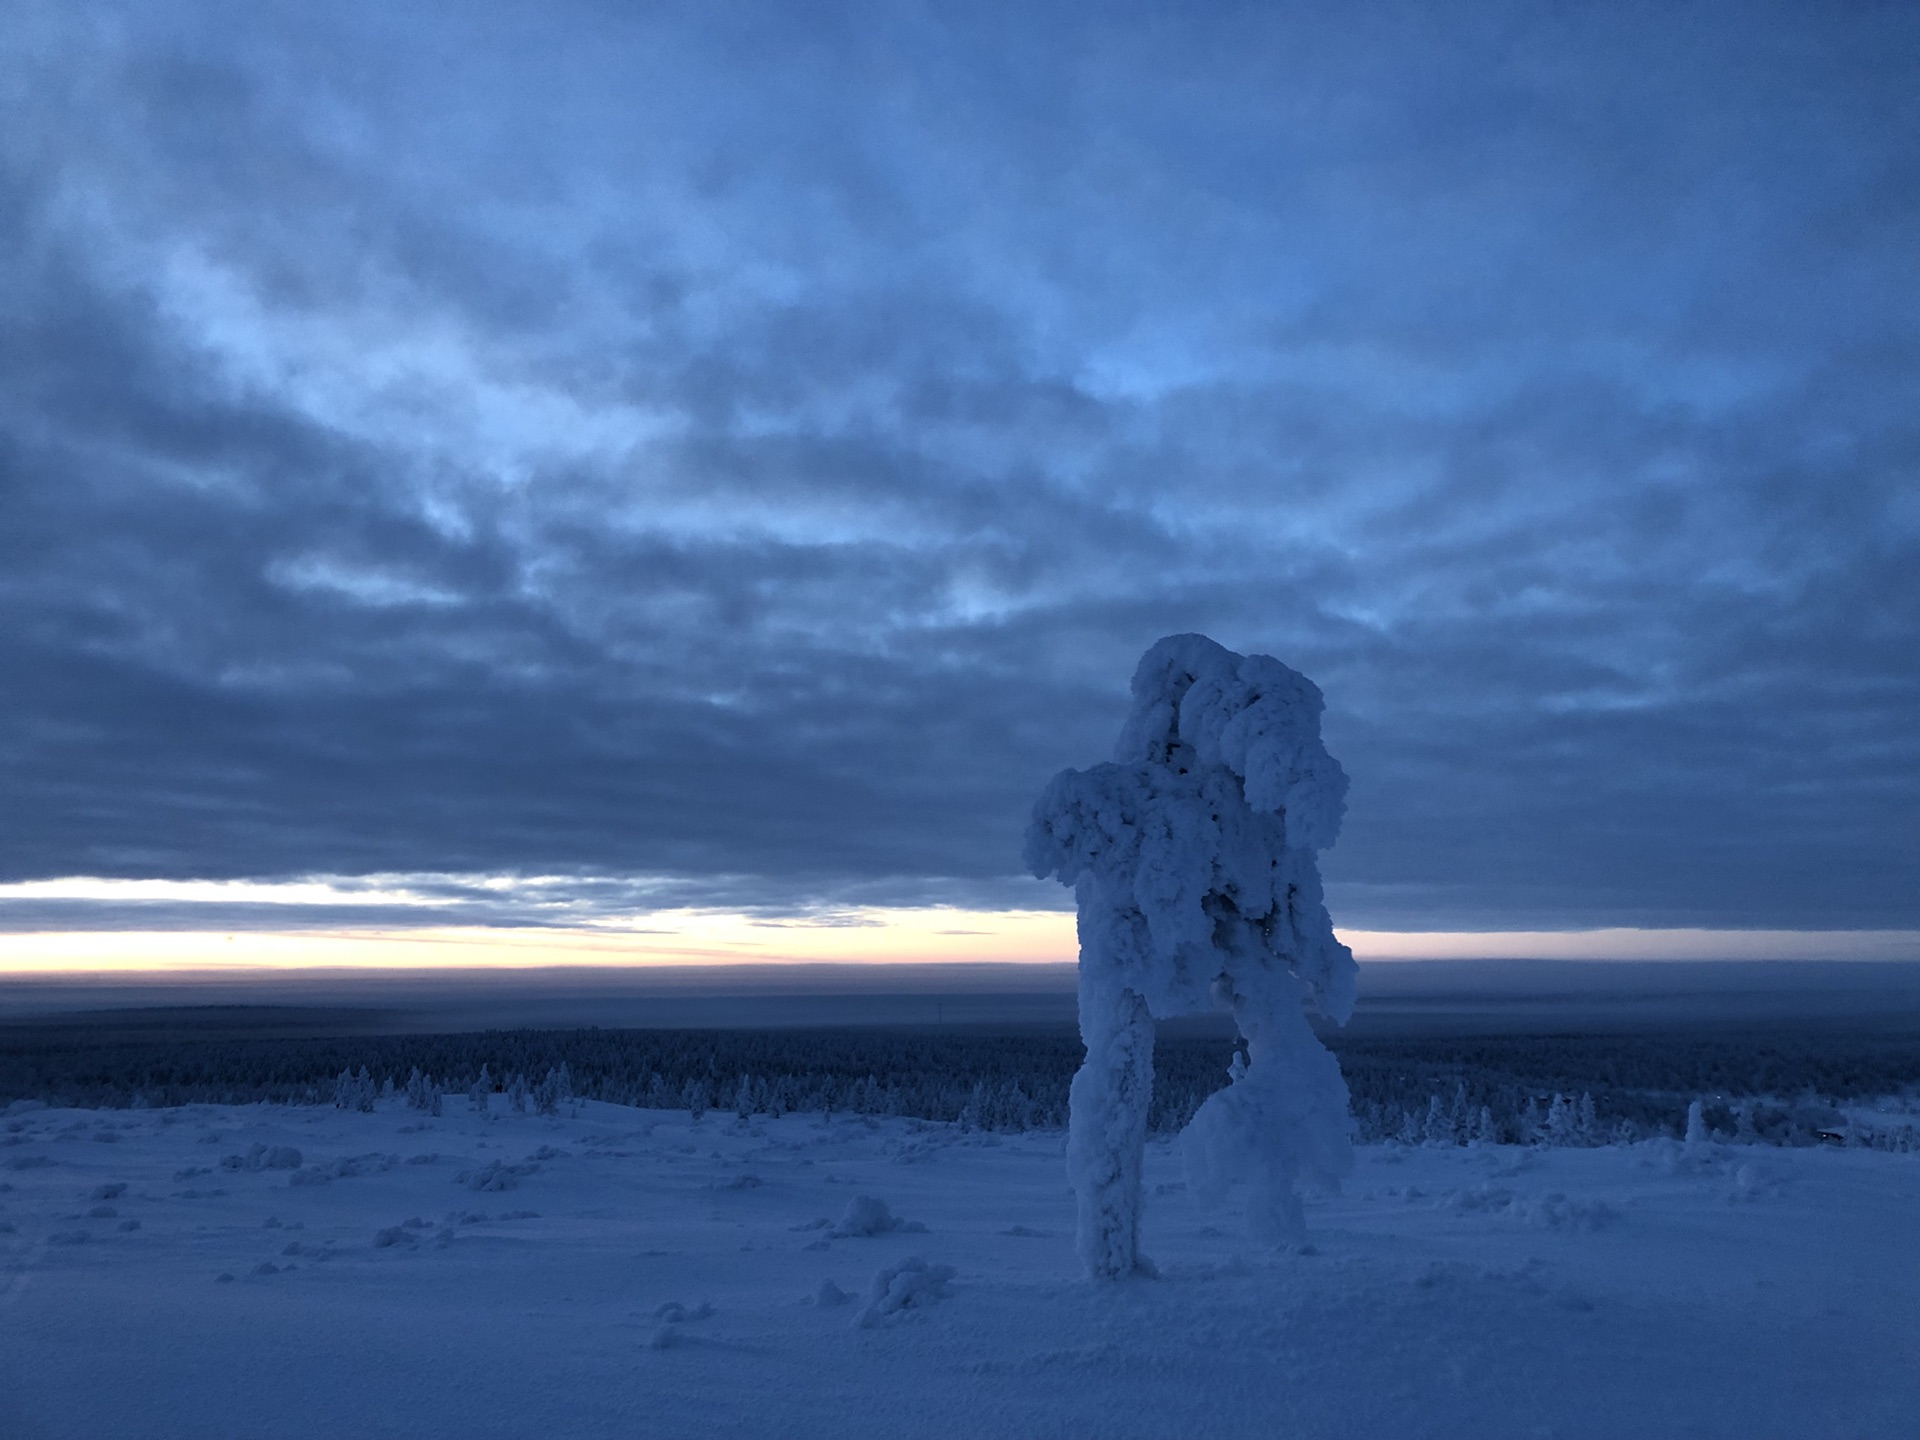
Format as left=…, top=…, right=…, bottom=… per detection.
left=828, top=1195, right=925, bottom=1238
left=1730, top=1163, right=1783, bottom=1203
left=648, top=1300, right=714, bottom=1349
left=857, top=1256, right=956, bottom=1328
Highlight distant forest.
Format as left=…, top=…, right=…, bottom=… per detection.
left=5, top=1022, right=1919, bottom=1150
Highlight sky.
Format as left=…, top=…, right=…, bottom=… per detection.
left=2, top=1, right=1916, bottom=969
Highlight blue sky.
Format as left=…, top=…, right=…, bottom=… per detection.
left=2, top=1, right=1915, bottom=951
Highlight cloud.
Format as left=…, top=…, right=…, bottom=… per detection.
left=0, top=0, right=1914, bottom=931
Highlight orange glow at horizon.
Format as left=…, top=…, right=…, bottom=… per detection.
left=1, top=910, right=1916, bottom=974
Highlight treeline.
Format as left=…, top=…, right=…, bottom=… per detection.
left=4, top=1023, right=1919, bottom=1149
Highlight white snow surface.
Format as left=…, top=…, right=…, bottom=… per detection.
left=3, top=1099, right=1916, bottom=1439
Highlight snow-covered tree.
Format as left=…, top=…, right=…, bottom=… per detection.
left=958, top=1081, right=989, bottom=1133
left=333, top=1065, right=376, bottom=1113
left=1685, top=1099, right=1708, bottom=1146
left=1474, top=1105, right=1499, bottom=1146
left=535, top=1066, right=570, bottom=1117
left=1545, top=1093, right=1576, bottom=1146
left=1026, top=634, right=1358, bottom=1277
left=469, top=1064, right=493, bottom=1114
left=1520, top=1094, right=1545, bottom=1144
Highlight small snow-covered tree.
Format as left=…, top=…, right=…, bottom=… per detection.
left=1422, top=1095, right=1451, bottom=1147
left=1685, top=1099, right=1708, bottom=1146
left=1545, top=1093, right=1576, bottom=1146
left=534, top=1067, right=567, bottom=1117
left=469, top=1065, right=493, bottom=1114
left=333, top=1066, right=376, bottom=1113
left=1026, top=634, right=1358, bottom=1277
left=1474, top=1105, right=1499, bottom=1146
left=958, top=1080, right=989, bottom=1133
left=1519, top=1095, right=1545, bottom=1144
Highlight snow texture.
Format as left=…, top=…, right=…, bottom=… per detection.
left=1026, top=634, right=1358, bottom=1274
left=2, top=1098, right=1915, bottom=1439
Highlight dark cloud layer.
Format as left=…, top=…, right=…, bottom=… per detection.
left=2, top=1, right=1915, bottom=930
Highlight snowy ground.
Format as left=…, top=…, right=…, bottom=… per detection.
left=3, top=1099, right=1915, bottom=1439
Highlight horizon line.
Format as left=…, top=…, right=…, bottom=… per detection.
left=2, top=916, right=1918, bottom=974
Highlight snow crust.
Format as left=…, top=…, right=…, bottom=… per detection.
left=1026, top=635, right=1358, bottom=1271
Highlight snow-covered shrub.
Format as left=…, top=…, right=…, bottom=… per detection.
left=469, top=1065, right=492, bottom=1114
left=1026, top=634, right=1358, bottom=1276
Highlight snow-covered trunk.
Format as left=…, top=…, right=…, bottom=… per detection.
left=1068, top=976, right=1155, bottom=1278
left=1184, top=964, right=1353, bottom=1244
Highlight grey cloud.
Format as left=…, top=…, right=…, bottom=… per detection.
left=1, top=1, right=1914, bottom=931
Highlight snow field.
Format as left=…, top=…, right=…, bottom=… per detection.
left=2, top=1099, right=1915, bottom=1439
